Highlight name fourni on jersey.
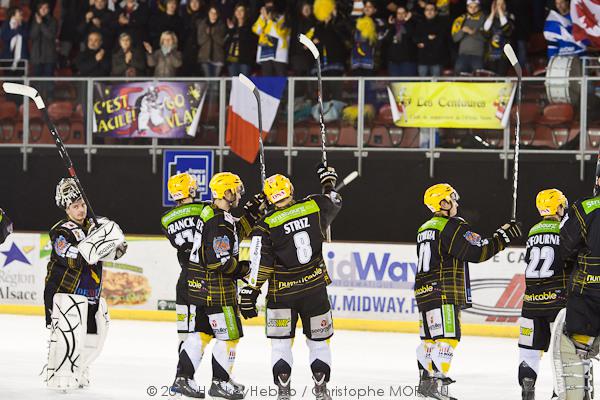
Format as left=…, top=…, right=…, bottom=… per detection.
left=283, top=217, right=310, bottom=235
left=526, top=234, right=559, bottom=247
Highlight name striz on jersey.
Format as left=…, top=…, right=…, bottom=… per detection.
left=167, top=216, right=196, bottom=235
left=283, top=217, right=310, bottom=235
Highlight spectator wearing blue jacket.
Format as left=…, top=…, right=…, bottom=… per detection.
left=543, top=0, right=587, bottom=58
left=0, top=7, right=29, bottom=73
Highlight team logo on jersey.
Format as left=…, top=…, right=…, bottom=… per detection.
left=463, top=231, right=482, bottom=246
left=54, top=235, right=70, bottom=257
left=213, top=236, right=231, bottom=257
left=211, top=319, right=217, bottom=328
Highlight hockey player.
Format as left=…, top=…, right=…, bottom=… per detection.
left=45, top=178, right=127, bottom=390
left=0, top=208, right=13, bottom=244
left=518, top=189, right=569, bottom=400
left=416, top=183, right=521, bottom=399
left=172, top=172, right=265, bottom=400
left=238, top=164, right=341, bottom=400
left=161, top=172, right=206, bottom=352
left=554, top=178, right=600, bottom=400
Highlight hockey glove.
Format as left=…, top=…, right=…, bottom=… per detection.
left=239, top=286, right=260, bottom=319
left=231, top=260, right=250, bottom=280
left=243, top=193, right=267, bottom=225
left=0, top=209, right=13, bottom=245
left=316, top=163, right=338, bottom=189
left=494, top=220, right=522, bottom=245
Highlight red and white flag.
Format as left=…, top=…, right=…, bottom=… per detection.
left=571, top=0, right=600, bottom=47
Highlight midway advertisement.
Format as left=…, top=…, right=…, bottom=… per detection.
left=0, top=234, right=526, bottom=326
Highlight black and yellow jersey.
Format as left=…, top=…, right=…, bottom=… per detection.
left=186, top=204, right=251, bottom=307
left=161, top=202, right=207, bottom=267
left=522, top=219, right=569, bottom=317
left=561, top=196, right=600, bottom=297
left=247, top=191, right=342, bottom=302
left=45, top=217, right=102, bottom=303
left=415, top=216, right=507, bottom=312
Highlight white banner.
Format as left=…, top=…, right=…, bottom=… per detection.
left=0, top=234, right=527, bottom=326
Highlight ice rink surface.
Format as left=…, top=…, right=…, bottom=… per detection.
left=0, top=314, right=572, bottom=400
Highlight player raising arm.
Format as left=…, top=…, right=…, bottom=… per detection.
left=238, top=164, right=341, bottom=400
left=172, top=172, right=265, bottom=400
left=518, top=189, right=569, bottom=400
left=415, top=183, right=521, bottom=400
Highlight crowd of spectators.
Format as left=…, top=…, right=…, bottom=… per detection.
left=0, top=0, right=582, bottom=78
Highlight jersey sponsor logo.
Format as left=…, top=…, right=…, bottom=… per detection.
left=524, top=291, right=558, bottom=302
left=277, top=266, right=324, bottom=290
left=463, top=231, right=482, bottom=246
left=213, top=235, right=231, bottom=257
left=283, top=217, right=310, bottom=235
left=266, top=318, right=291, bottom=328
left=586, top=275, right=600, bottom=283
left=520, top=326, right=533, bottom=336
left=187, top=279, right=205, bottom=290
left=415, top=284, right=434, bottom=296
left=54, top=235, right=70, bottom=257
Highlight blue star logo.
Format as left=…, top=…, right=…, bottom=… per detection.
left=1, top=243, right=31, bottom=267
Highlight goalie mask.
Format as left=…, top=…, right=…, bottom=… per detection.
left=55, top=178, right=83, bottom=210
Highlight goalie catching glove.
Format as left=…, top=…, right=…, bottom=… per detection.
left=77, top=220, right=127, bottom=265
left=494, top=220, right=522, bottom=245
left=239, top=286, right=260, bottom=319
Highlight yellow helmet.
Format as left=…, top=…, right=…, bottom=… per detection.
left=264, top=174, right=293, bottom=204
left=209, top=172, right=244, bottom=199
left=424, top=183, right=459, bottom=213
left=536, top=188, right=568, bottom=216
left=168, top=172, right=198, bottom=201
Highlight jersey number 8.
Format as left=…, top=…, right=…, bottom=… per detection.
left=293, top=231, right=312, bottom=264
left=525, top=246, right=555, bottom=279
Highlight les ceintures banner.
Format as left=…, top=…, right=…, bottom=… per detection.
left=93, top=81, right=207, bottom=139
left=387, top=82, right=515, bottom=129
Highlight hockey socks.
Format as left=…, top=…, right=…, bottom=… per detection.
left=177, top=332, right=212, bottom=378
left=212, top=339, right=239, bottom=382
left=431, top=339, right=458, bottom=376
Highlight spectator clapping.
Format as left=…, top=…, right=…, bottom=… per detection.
left=144, top=31, right=182, bottom=77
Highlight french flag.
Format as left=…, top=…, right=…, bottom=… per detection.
left=572, top=0, right=600, bottom=48
left=225, top=77, right=286, bottom=163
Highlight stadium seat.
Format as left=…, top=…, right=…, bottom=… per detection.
left=512, top=102, right=542, bottom=146
left=535, top=104, right=575, bottom=148
left=337, top=123, right=358, bottom=147
left=365, top=126, right=392, bottom=147
left=18, top=103, right=44, bottom=143
left=293, top=122, right=309, bottom=146
left=0, top=101, right=16, bottom=142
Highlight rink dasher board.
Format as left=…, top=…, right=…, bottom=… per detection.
left=0, top=233, right=527, bottom=338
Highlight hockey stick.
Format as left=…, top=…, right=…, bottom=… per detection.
left=503, top=44, right=522, bottom=221
left=335, top=171, right=359, bottom=192
left=3, top=82, right=99, bottom=225
left=238, top=74, right=266, bottom=189
left=299, top=34, right=328, bottom=167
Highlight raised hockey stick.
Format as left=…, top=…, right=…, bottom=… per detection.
left=504, top=44, right=522, bottom=221
left=238, top=74, right=266, bottom=189
left=299, top=33, right=328, bottom=167
left=3, top=82, right=99, bottom=226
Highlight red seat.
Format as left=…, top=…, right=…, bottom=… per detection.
left=337, top=123, right=357, bottom=147
left=365, top=126, right=392, bottom=147
left=511, top=102, right=542, bottom=146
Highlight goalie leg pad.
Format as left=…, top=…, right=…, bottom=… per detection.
left=76, top=297, right=110, bottom=387
left=47, top=293, right=88, bottom=390
left=552, top=308, right=594, bottom=400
